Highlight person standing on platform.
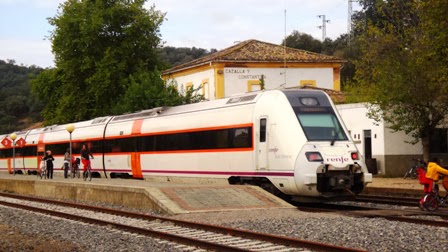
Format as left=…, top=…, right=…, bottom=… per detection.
left=63, top=148, right=70, bottom=178
left=42, top=150, right=55, bottom=179
left=80, top=144, right=93, bottom=175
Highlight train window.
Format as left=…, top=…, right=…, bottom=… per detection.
left=45, top=143, right=71, bottom=155
left=260, top=119, right=267, bottom=142
left=0, top=148, right=13, bottom=158
left=295, top=107, right=347, bottom=142
left=14, top=149, right=22, bottom=157
left=104, top=138, right=136, bottom=153
left=138, top=126, right=253, bottom=152
left=233, top=128, right=251, bottom=148
left=21, top=146, right=37, bottom=157
left=139, top=136, right=155, bottom=152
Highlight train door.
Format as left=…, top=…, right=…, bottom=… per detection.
left=37, top=144, right=45, bottom=173
left=130, top=152, right=143, bottom=179
left=257, top=117, right=268, bottom=170
left=7, top=157, right=11, bottom=174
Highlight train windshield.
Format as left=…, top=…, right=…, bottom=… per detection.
left=294, top=107, right=348, bottom=141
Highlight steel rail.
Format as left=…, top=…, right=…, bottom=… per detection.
left=355, top=195, right=420, bottom=206
left=297, top=202, right=448, bottom=228
left=0, top=199, right=250, bottom=252
left=0, top=192, right=366, bottom=252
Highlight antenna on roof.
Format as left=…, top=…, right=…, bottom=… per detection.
left=282, top=3, right=287, bottom=87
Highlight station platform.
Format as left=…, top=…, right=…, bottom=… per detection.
left=0, top=173, right=294, bottom=215
left=0, top=173, right=438, bottom=215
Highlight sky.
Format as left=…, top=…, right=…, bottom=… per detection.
left=0, top=0, right=361, bottom=68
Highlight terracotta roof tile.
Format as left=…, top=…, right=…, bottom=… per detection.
left=299, top=85, right=345, bottom=104
left=163, top=39, right=345, bottom=75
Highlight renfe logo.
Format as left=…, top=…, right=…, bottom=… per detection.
left=326, top=157, right=350, bottom=163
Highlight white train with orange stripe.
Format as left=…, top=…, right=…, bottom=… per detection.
left=0, top=89, right=372, bottom=201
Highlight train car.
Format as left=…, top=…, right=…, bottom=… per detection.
left=0, top=89, right=372, bottom=201
left=0, top=133, right=8, bottom=173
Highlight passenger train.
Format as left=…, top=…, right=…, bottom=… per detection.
left=0, top=89, right=372, bottom=201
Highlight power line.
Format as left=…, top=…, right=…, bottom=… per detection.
left=317, top=15, right=330, bottom=41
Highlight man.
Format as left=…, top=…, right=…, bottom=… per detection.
left=80, top=144, right=94, bottom=175
left=42, top=150, right=55, bottom=179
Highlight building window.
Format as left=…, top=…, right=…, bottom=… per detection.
left=300, top=80, right=316, bottom=87
left=430, top=129, right=448, bottom=153
left=247, top=80, right=261, bottom=92
left=185, top=82, right=193, bottom=92
left=202, top=79, right=209, bottom=100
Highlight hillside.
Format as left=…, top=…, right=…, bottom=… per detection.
left=0, top=59, right=44, bottom=134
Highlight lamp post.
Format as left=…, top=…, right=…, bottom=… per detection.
left=66, top=124, right=75, bottom=178
left=10, top=133, right=17, bottom=175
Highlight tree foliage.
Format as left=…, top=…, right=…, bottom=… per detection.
left=352, top=0, right=448, bottom=160
left=32, top=0, right=199, bottom=125
left=159, top=46, right=217, bottom=68
left=114, top=70, right=203, bottom=113
left=282, top=31, right=359, bottom=88
left=0, top=60, right=43, bottom=134
left=282, top=31, right=322, bottom=53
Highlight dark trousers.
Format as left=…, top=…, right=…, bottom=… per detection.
left=64, top=163, right=69, bottom=178
left=47, top=165, right=54, bottom=179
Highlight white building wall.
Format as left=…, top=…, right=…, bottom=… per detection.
left=224, top=67, right=334, bottom=97
left=337, top=103, right=386, bottom=173
left=337, top=103, right=426, bottom=175
left=383, top=126, right=422, bottom=155
left=336, top=103, right=385, bottom=156
left=171, top=68, right=215, bottom=100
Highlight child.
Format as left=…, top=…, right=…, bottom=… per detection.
left=426, top=157, right=448, bottom=181
left=426, top=157, right=448, bottom=194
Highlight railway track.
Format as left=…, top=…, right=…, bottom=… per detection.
left=355, top=194, right=424, bottom=207
left=0, top=192, right=366, bottom=252
left=297, top=197, right=448, bottom=228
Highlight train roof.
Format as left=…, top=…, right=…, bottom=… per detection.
left=2, top=88, right=329, bottom=139
left=108, top=90, right=265, bottom=124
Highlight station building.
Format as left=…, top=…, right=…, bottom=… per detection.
left=162, top=39, right=443, bottom=177
left=161, top=39, right=345, bottom=100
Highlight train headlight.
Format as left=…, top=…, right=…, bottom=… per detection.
left=351, top=152, right=360, bottom=160
left=300, top=97, right=319, bottom=106
left=306, top=152, right=323, bottom=162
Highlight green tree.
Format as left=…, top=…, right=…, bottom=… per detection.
left=159, top=46, right=217, bottom=68
left=0, top=59, right=43, bottom=134
left=114, top=70, right=203, bottom=114
left=352, top=0, right=448, bottom=161
left=282, top=30, right=322, bottom=53
left=32, top=0, right=166, bottom=124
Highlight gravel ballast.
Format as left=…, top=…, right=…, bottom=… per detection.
left=1, top=197, right=447, bottom=252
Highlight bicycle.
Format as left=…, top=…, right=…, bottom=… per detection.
left=417, top=167, right=448, bottom=211
left=83, top=162, right=92, bottom=181
left=71, top=158, right=80, bottom=178
left=404, top=158, right=426, bottom=179
left=38, top=161, right=47, bottom=179
left=420, top=182, right=447, bottom=211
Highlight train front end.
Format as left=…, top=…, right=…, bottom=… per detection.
left=285, top=90, right=372, bottom=202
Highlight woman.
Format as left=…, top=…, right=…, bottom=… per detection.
left=63, top=148, right=70, bottom=178
left=42, top=150, right=55, bottom=179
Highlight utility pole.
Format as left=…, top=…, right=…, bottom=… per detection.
left=317, top=15, right=330, bottom=41
left=347, top=0, right=357, bottom=47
